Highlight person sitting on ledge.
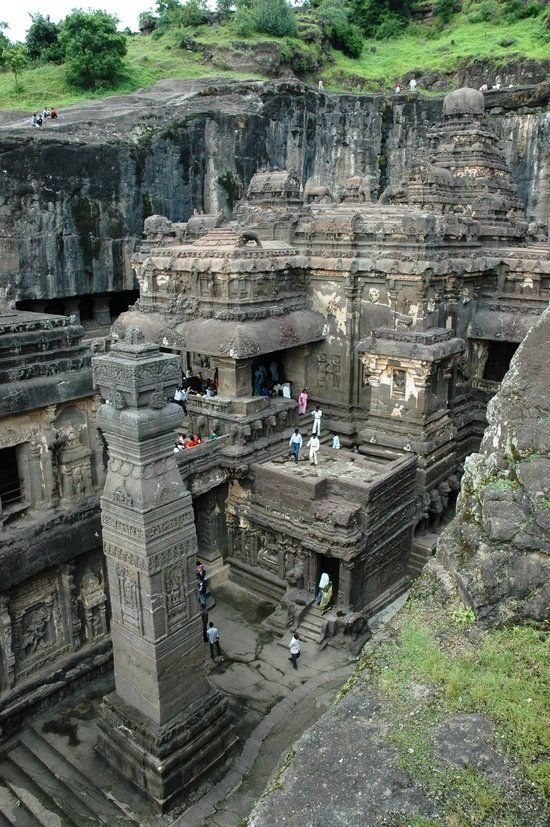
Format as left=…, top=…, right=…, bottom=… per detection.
left=204, top=378, right=217, bottom=397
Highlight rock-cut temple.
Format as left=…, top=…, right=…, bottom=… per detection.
left=0, top=87, right=548, bottom=806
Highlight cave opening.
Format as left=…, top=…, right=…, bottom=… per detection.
left=483, top=341, right=519, bottom=382
left=0, top=446, right=22, bottom=511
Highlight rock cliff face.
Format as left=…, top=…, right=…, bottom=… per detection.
left=438, top=306, right=550, bottom=625
left=0, top=79, right=548, bottom=304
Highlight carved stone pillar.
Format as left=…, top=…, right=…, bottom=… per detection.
left=0, top=596, right=15, bottom=692
left=94, top=296, right=111, bottom=327
left=338, top=561, right=354, bottom=612
left=92, top=327, right=236, bottom=810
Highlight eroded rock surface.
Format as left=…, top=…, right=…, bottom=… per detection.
left=438, top=306, right=550, bottom=624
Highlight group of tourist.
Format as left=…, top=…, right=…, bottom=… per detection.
left=197, top=561, right=223, bottom=661
left=289, top=400, right=344, bottom=465
left=394, top=78, right=417, bottom=93
left=253, top=361, right=292, bottom=398
left=287, top=570, right=334, bottom=669
left=31, top=107, right=58, bottom=127
left=316, top=571, right=333, bottom=614
left=173, top=369, right=218, bottom=413
left=173, top=431, right=217, bottom=452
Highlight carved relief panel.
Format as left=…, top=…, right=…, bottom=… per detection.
left=10, top=573, right=70, bottom=684
left=116, top=563, right=142, bottom=634
left=163, top=563, right=188, bottom=632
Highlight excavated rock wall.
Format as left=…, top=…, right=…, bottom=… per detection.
left=0, top=81, right=548, bottom=305
left=438, top=306, right=550, bottom=625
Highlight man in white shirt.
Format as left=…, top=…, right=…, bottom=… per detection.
left=173, top=386, right=187, bottom=414
left=332, top=434, right=340, bottom=449
left=206, top=622, right=222, bottom=661
left=312, top=405, right=322, bottom=436
left=289, top=428, right=303, bottom=463
left=307, top=434, right=320, bottom=465
left=288, top=632, right=300, bottom=669
left=316, top=572, right=329, bottom=605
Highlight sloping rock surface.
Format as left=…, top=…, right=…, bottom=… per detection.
left=438, top=305, right=550, bottom=624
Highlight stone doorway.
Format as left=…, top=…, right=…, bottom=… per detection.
left=317, top=554, right=339, bottom=605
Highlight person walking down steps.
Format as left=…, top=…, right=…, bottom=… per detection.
left=288, top=631, right=301, bottom=669
left=311, top=405, right=323, bottom=436
left=207, top=621, right=223, bottom=661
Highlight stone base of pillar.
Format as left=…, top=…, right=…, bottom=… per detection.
left=96, top=688, right=237, bottom=811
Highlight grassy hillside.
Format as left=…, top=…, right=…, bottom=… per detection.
left=335, top=568, right=549, bottom=824
left=325, top=15, right=548, bottom=91
left=0, top=8, right=547, bottom=111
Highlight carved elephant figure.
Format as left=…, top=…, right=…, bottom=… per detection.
left=304, top=178, right=334, bottom=203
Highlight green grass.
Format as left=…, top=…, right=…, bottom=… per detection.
left=324, top=16, right=547, bottom=91
left=341, top=579, right=549, bottom=823
left=0, top=30, right=264, bottom=111
left=0, top=11, right=545, bottom=109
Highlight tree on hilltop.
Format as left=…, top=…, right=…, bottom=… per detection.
left=59, top=10, right=127, bottom=90
left=26, top=13, right=63, bottom=62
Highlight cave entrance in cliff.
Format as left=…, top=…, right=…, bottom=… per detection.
left=316, top=554, right=340, bottom=606
left=483, top=341, right=519, bottom=382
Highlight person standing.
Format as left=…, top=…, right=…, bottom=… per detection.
left=207, top=622, right=222, bottom=660
left=289, top=428, right=303, bottom=463
left=198, top=578, right=207, bottom=609
left=331, top=434, right=341, bottom=449
left=288, top=631, right=300, bottom=669
left=298, top=388, right=308, bottom=416
left=307, top=434, right=320, bottom=465
left=316, top=572, right=329, bottom=605
left=312, top=405, right=323, bottom=436
left=319, top=580, right=333, bottom=614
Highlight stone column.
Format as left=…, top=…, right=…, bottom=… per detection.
left=92, top=326, right=236, bottom=811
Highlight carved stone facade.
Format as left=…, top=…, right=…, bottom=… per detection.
left=110, top=88, right=548, bottom=649
left=2, top=87, right=548, bottom=747
left=0, top=309, right=108, bottom=740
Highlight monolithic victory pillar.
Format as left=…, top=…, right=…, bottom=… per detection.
left=92, top=327, right=235, bottom=810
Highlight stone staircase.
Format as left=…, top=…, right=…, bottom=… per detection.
left=297, top=605, right=328, bottom=645
left=408, top=532, right=438, bottom=578
left=0, top=726, right=139, bottom=826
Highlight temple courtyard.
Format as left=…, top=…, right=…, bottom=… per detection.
left=0, top=581, right=409, bottom=826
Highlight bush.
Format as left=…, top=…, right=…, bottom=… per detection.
left=350, top=0, right=413, bottom=38
left=138, top=11, right=158, bottom=31
left=59, top=10, right=127, bottom=90
left=373, top=10, right=408, bottom=39
left=26, top=13, right=63, bottom=63
left=252, top=0, right=298, bottom=37
left=317, top=0, right=349, bottom=28
left=234, top=6, right=255, bottom=35
left=504, top=0, right=544, bottom=22
left=327, top=21, right=364, bottom=57
left=434, top=0, right=457, bottom=25
left=178, top=0, right=209, bottom=28
left=462, top=0, right=502, bottom=24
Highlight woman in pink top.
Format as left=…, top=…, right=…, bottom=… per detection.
left=298, top=388, right=308, bottom=416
